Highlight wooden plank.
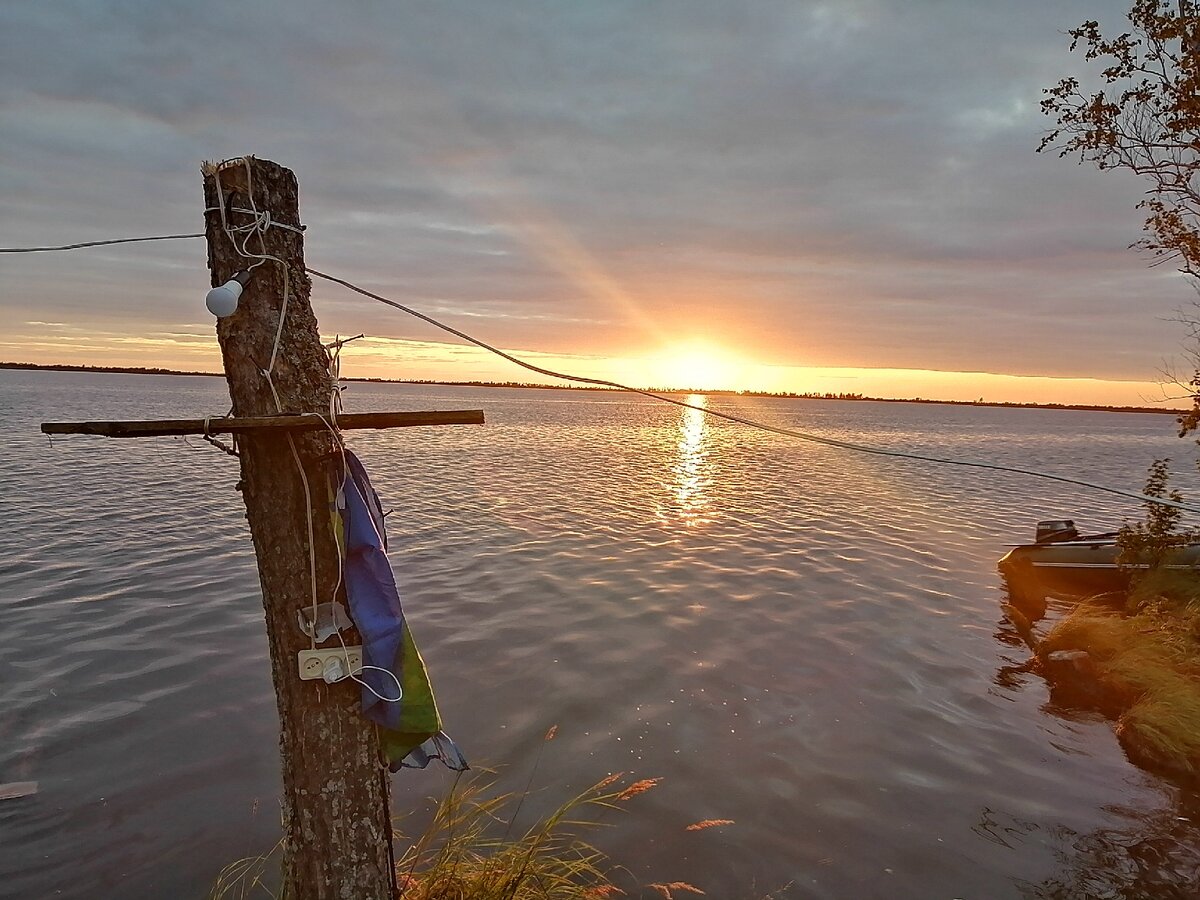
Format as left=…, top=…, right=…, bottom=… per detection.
left=41, top=409, right=485, bottom=438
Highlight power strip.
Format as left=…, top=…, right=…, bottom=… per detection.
left=297, top=646, right=363, bottom=682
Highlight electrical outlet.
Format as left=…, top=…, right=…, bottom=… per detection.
left=297, top=646, right=363, bottom=681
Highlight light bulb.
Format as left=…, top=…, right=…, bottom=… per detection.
left=204, top=270, right=251, bottom=317
left=205, top=282, right=241, bottom=317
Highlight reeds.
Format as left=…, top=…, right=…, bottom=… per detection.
left=210, top=725, right=747, bottom=899
left=393, top=769, right=643, bottom=899
left=209, top=772, right=656, bottom=899
left=209, top=839, right=283, bottom=899
left=1041, top=587, right=1200, bottom=778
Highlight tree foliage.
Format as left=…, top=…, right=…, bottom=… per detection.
left=1116, top=458, right=1198, bottom=571
left=1040, top=0, right=1200, bottom=275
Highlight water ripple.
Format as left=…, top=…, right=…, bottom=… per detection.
left=2, top=372, right=1198, bottom=898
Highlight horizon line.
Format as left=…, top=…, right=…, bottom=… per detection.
left=2, top=360, right=1186, bottom=417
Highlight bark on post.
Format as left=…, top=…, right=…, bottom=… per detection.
left=201, top=157, right=395, bottom=899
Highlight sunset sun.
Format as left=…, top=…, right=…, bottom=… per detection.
left=653, top=341, right=744, bottom=391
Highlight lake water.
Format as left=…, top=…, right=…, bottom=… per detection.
left=2, top=369, right=1200, bottom=899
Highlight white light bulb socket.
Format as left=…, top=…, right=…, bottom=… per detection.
left=205, top=270, right=252, bottom=318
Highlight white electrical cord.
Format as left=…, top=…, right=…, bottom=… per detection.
left=210, top=159, right=293, bottom=378
left=212, top=170, right=398, bottom=706
left=306, top=402, right=404, bottom=705
left=209, top=159, right=327, bottom=659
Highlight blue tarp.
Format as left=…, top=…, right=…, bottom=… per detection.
left=335, top=449, right=467, bottom=772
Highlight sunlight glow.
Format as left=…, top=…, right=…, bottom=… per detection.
left=661, top=395, right=713, bottom=528
left=651, top=341, right=747, bottom=391
left=5, top=323, right=1180, bottom=410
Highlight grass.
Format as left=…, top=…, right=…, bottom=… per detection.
left=209, top=839, right=283, bottom=899
left=1038, top=568, right=1200, bottom=779
left=392, top=770, right=659, bottom=899
left=212, top=728, right=756, bottom=899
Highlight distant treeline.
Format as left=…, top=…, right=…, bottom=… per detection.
left=1, top=361, right=218, bottom=377
left=2, top=361, right=1185, bottom=415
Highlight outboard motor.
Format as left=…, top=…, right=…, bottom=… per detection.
left=1035, top=519, right=1079, bottom=544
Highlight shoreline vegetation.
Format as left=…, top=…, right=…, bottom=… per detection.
left=2, top=360, right=1185, bottom=416
left=1004, top=463, right=1200, bottom=785
left=1015, top=0, right=1200, bottom=788
left=212, top=731, right=757, bottom=900
left=1006, top=570, right=1200, bottom=785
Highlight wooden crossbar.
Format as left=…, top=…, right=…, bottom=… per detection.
left=41, top=409, right=485, bottom=438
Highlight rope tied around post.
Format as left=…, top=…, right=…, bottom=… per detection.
left=201, top=415, right=240, bottom=459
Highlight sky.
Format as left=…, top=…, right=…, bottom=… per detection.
left=1, top=0, right=1196, bottom=405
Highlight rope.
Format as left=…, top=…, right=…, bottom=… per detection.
left=210, top=159, right=319, bottom=645
left=208, top=160, right=293, bottom=379
left=201, top=415, right=239, bottom=459
left=306, top=267, right=1200, bottom=517
left=210, top=179, right=399, bottom=702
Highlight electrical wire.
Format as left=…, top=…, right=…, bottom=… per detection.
left=208, top=159, right=325, bottom=654
left=0, top=233, right=204, bottom=253
left=306, top=266, right=1200, bottom=516
left=210, top=161, right=294, bottom=378
left=6, top=214, right=1197, bottom=515
left=208, top=171, right=402, bottom=703
left=0, top=208, right=298, bottom=255
left=302, top=398, right=404, bottom=704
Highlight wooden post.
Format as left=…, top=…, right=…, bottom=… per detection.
left=201, top=157, right=395, bottom=898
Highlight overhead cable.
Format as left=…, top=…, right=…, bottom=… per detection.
left=307, top=266, right=1200, bottom=516
left=6, top=227, right=1195, bottom=515
left=0, top=233, right=204, bottom=253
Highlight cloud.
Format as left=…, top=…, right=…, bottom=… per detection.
left=0, top=0, right=1188, bottom=392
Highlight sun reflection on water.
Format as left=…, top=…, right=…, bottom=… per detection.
left=662, top=394, right=713, bottom=527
